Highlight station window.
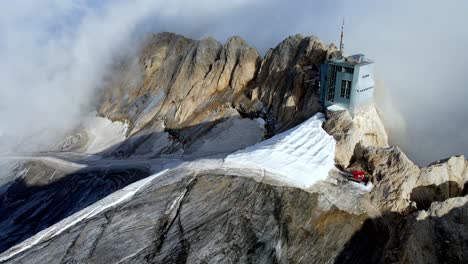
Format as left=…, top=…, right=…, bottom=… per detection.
left=327, top=66, right=337, bottom=102
left=341, top=80, right=352, bottom=99
left=345, top=67, right=354, bottom=74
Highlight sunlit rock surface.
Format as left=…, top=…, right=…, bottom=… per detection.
left=0, top=32, right=467, bottom=264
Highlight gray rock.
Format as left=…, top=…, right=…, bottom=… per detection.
left=0, top=171, right=369, bottom=264
left=352, top=146, right=420, bottom=213
left=98, top=33, right=329, bottom=157
left=98, top=33, right=263, bottom=157
left=1, top=32, right=467, bottom=264
left=399, top=195, right=468, bottom=264
left=252, top=34, right=327, bottom=132
left=323, top=104, right=389, bottom=168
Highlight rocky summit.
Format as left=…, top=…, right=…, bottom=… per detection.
left=0, top=33, right=467, bottom=264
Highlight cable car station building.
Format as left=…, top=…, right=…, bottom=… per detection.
left=320, top=54, right=375, bottom=112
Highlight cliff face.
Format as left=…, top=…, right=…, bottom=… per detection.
left=322, top=106, right=468, bottom=263
left=97, top=32, right=328, bottom=157
left=1, top=32, right=467, bottom=264
left=2, top=161, right=467, bottom=264
left=250, top=34, right=327, bottom=132
left=323, top=105, right=468, bottom=214
left=98, top=33, right=262, bottom=157
left=0, top=171, right=371, bottom=264
left=323, top=105, right=389, bottom=168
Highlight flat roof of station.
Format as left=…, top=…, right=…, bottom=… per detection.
left=328, top=54, right=374, bottom=67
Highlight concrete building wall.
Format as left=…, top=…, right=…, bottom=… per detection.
left=349, top=63, right=375, bottom=111
left=319, top=57, right=375, bottom=112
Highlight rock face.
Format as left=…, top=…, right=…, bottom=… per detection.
left=3, top=164, right=467, bottom=264
left=323, top=104, right=389, bottom=168
left=0, top=171, right=371, bottom=264
left=353, top=146, right=420, bottom=213
left=323, top=106, right=468, bottom=263
left=100, top=33, right=260, bottom=131
left=323, top=106, right=468, bottom=214
left=98, top=33, right=263, bottom=156
left=0, top=161, right=151, bottom=254
left=1, top=32, right=468, bottom=263
left=411, top=155, right=467, bottom=210
left=399, top=195, right=468, bottom=264
left=249, top=34, right=327, bottom=132
left=97, top=33, right=328, bottom=157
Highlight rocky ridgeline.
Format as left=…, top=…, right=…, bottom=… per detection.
left=97, top=32, right=328, bottom=157
left=0, top=33, right=467, bottom=263
left=323, top=104, right=467, bottom=213
left=323, top=104, right=468, bottom=263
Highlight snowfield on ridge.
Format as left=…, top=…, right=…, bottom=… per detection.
left=225, top=113, right=336, bottom=188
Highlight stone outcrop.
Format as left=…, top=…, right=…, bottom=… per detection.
left=410, top=155, right=467, bottom=210
left=100, top=33, right=261, bottom=131
left=323, top=104, right=388, bottom=168
left=1, top=32, right=467, bottom=263
left=97, top=33, right=329, bottom=156
left=351, top=146, right=420, bottom=213
left=400, top=195, right=468, bottom=264
left=417, top=155, right=466, bottom=189
left=348, top=146, right=468, bottom=213
left=98, top=33, right=263, bottom=156
left=0, top=171, right=371, bottom=264
left=248, top=34, right=327, bottom=132
left=323, top=105, right=468, bottom=214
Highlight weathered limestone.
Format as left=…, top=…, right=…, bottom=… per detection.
left=252, top=34, right=327, bottom=132
left=1, top=32, right=467, bottom=263
left=97, top=33, right=330, bottom=157
left=401, top=195, right=468, bottom=264
left=324, top=104, right=389, bottom=168
left=354, top=146, right=420, bottom=213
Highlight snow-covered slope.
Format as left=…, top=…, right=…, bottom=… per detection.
left=82, top=116, right=128, bottom=154
left=57, top=114, right=128, bottom=154
left=186, top=115, right=265, bottom=156
left=225, top=113, right=336, bottom=188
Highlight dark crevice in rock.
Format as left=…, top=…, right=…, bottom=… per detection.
left=87, top=213, right=112, bottom=259
left=59, top=232, right=82, bottom=264
left=145, top=176, right=197, bottom=263
left=227, top=50, right=241, bottom=90
left=203, top=63, right=213, bottom=80
left=159, top=176, right=197, bottom=264
left=410, top=181, right=464, bottom=210
left=462, top=182, right=468, bottom=196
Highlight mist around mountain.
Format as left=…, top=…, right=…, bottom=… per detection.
left=0, top=33, right=467, bottom=264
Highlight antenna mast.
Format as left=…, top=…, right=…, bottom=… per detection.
left=339, top=18, right=345, bottom=52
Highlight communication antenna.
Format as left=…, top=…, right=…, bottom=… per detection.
left=339, top=18, right=345, bottom=52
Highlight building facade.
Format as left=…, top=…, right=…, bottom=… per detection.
left=320, top=54, right=375, bottom=112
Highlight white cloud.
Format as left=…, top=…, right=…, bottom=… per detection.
left=0, top=0, right=466, bottom=164
left=0, top=0, right=253, bottom=152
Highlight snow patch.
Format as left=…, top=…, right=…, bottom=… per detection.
left=349, top=181, right=374, bottom=192
left=82, top=115, right=128, bottom=154
left=225, top=113, right=336, bottom=188
left=186, top=116, right=265, bottom=156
